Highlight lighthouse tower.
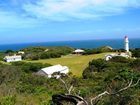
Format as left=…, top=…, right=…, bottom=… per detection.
left=124, top=35, right=129, bottom=52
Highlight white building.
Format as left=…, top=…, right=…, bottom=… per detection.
left=4, top=55, right=22, bottom=62
left=37, top=64, right=69, bottom=78
left=105, top=54, right=114, bottom=61
left=73, top=49, right=85, bottom=54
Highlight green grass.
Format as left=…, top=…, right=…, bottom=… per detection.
left=28, top=53, right=109, bottom=77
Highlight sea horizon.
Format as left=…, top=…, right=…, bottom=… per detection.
left=1, top=37, right=140, bottom=45
left=0, top=38, right=140, bottom=51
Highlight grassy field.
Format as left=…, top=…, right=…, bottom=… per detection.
left=28, top=53, right=109, bottom=77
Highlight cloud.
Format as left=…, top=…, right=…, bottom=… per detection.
left=23, top=0, right=140, bottom=21
left=0, top=0, right=42, bottom=29
left=0, top=0, right=140, bottom=29
left=0, top=10, right=40, bottom=29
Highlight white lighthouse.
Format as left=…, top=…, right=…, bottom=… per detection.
left=124, top=35, right=129, bottom=52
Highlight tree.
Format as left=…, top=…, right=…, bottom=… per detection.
left=90, top=78, right=140, bottom=105
left=52, top=76, right=140, bottom=105
left=5, top=50, right=14, bottom=54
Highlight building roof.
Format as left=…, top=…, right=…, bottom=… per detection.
left=74, top=49, right=85, bottom=53
left=41, top=64, right=69, bottom=75
left=18, top=51, right=25, bottom=54
left=4, top=55, right=22, bottom=59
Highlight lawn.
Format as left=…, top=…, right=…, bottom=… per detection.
left=29, top=53, right=109, bottom=77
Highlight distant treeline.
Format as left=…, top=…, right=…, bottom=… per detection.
left=1, top=46, right=140, bottom=61
left=83, top=46, right=113, bottom=55
left=0, top=46, right=74, bottom=60
left=22, top=46, right=74, bottom=60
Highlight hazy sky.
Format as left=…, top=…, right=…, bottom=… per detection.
left=0, top=0, right=140, bottom=44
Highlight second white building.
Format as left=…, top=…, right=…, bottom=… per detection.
left=37, top=64, right=69, bottom=78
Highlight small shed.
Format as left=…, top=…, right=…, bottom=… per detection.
left=37, top=64, right=69, bottom=78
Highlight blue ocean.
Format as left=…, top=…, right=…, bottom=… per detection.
left=0, top=39, right=140, bottom=51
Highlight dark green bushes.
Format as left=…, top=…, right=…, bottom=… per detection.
left=132, top=48, right=140, bottom=57
left=0, top=51, right=140, bottom=104
left=83, top=46, right=113, bottom=55
left=22, top=46, right=47, bottom=53
left=22, top=46, right=74, bottom=60
left=83, top=57, right=139, bottom=80
left=83, top=59, right=108, bottom=79
left=129, top=58, right=140, bottom=71
left=109, top=56, right=130, bottom=63
left=16, top=74, right=48, bottom=94
left=39, top=51, right=61, bottom=59
left=11, top=61, right=51, bottom=72
left=0, top=65, right=22, bottom=85
left=0, top=52, right=5, bottom=61
left=0, top=95, right=16, bottom=105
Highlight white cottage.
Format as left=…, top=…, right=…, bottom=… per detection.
left=37, top=64, right=69, bottom=78
left=4, top=55, right=22, bottom=62
left=18, top=51, right=25, bottom=54
left=73, top=49, right=85, bottom=54
left=105, top=53, right=130, bottom=61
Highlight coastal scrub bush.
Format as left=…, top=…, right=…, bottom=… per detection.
left=132, top=48, right=140, bottom=57
left=99, top=46, right=113, bottom=52
left=109, top=56, right=129, bottom=63
left=16, top=74, right=47, bottom=93
left=83, top=46, right=113, bottom=55
left=83, top=49, right=101, bottom=55
left=0, top=95, right=16, bottom=105
left=0, top=52, right=5, bottom=61
left=82, top=68, right=95, bottom=79
left=22, top=46, right=47, bottom=53
left=11, top=62, right=51, bottom=73
left=129, top=58, right=140, bottom=71
left=83, top=59, right=107, bottom=79
left=39, top=52, right=61, bottom=59
left=0, top=65, right=22, bottom=85
left=89, top=59, right=108, bottom=72
left=5, top=50, right=14, bottom=54
left=22, top=46, right=74, bottom=60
